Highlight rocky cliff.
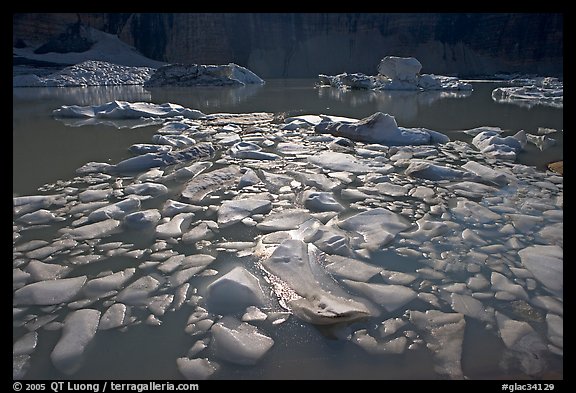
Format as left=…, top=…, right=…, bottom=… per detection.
left=13, top=13, right=563, bottom=78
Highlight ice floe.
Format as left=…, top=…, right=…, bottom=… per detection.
left=144, top=63, right=264, bottom=87
left=14, top=276, right=87, bottom=306
left=177, top=357, right=219, bottom=380
left=211, top=318, right=274, bottom=365
left=319, top=56, right=472, bottom=91
left=206, top=267, right=266, bottom=312
left=50, top=309, right=101, bottom=375
left=492, top=77, right=563, bottom=109
left=14, top=60, right=155, bottom=87
left=54, top=100, right=205, bottom=120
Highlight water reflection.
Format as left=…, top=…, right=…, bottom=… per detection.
left=146, top=84, right=263, bottom=111
left=317, top=87, right=471, bottom=121
left=55, top=118, right=164, bottom=129
left=12, top=85, right=151, bottom=106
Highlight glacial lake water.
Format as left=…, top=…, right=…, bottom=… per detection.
left=13, top=80, right=563, bottom=380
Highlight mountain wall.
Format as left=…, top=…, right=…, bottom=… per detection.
left=13, top=13, right=563, bottom=77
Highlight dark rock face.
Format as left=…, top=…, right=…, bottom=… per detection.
left=34, top=22, right=94, bottom=54
left=13, top=13, right=563, bottom=78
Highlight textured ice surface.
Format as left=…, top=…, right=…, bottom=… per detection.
left=177, top=357, right=219, bottom=380
left=13, top=331, right=38, bottom=356
left=410, top=310, right=466, bottom=379
left=308, top=151, right=375, bottom=173
left=123, top=209, right=162, bottom=229
left=256, top=209, right=312, bottom=232
left=88, top=198, right=141, bottom=222
left=83, top=268, right=136, bottom=298
left=495, top=311, right=548, bottom=375
left=343, top=280, right=416, bottom=312
left=211, top=318, right=274, bottom=365
left=51, top=309, right=101, bottom=375
left=337, top=208, right=410, bottom=250
left=181, top=166, right=241, bottom=202
left=217, top=199, right=272, bottom=227
left=156, top=212, right=195, bottom=238
left=99, top=303, right=128, bottom=330
left=324, top=255, right=382, bottom=281
left=518, top=245, right=563, bottom=293
left=54, top=100, right=205, bottom=120
left=14, top=276, right=87, bottom=306
left=206, top=267, right=266, bottom=313
left=116, top=276, right=161, bottom=306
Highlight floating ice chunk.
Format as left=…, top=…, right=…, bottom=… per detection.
left=13, top=269, right=30, bottom=289
left=242, top=306, right=268, bottom=322
left=316, top=112, right=436, bottom=145
left=467, top=274, right=490, bottom=291
left=14, top=276, right=87, bottom=306
left=206, top=266, right=266, bottom=313
left=125, top=182, right=168, bottom=197
left=289, top=171, right=340, bottom=191
left=450, top=293, right=493, bottom=322
left=230, top=142, right=279, bottom=160
left=129, top=144, right=173, bottom=155
left=83, top=269, right=136, bottom=299
left=78, top=189, right=112, bottom=203
left=352, top=329, right=407, bottom=354
left=546, top=314, right=563, bottom=348
left=50, top=309, right=101, bottom=375
left=123, top=209, right=162, bottom=229
left=526, top=134, right=556, bottom=150
left=447, top=181, right=499, bottom=199
left=181, top=166, right=241, bottom=202
left=13, top=331, right=38, bottom=356
left=256, top=209, right=312, bottom=232
left=211, top=318, right=274, bottom=365
left=379, top=318, right=407, bottom=337
left=238, top=169, right=261, bottom=188
left=67, top=219, right=121, bottom=240
left=262, top=239, right=372, bottom=324
left=492, top=85, right=563, bottom=109
left=302, top=190, right=344, bottom=212
left=405, top=161, right=474, bottom=181
left=451, top=200, right=501, bottom=224
left=531, top=296, right=563, bottom=316
left=54, top=100, right=205, bottom=120
left=507, top=214, right=543, bottom=233
left=156, top=212, right=195, bottom=238
left=217, top=199, right=272, bottom=227
left=152, top=134, right=195, bottom=148
left=375, top=183, right=408, bottom=197
left=145, top=63, right=264, bottom=87
left=148, top=294, right=174, bottom=316
left=176, top=357, right=219, bottom=380
left=343, top=280, right=416, bottom=312
left=182, top=222, right=215, bottom=243
left=324, top=255, right=382, bottom=281
left=491, top=272, right=529, bottom=300
left=410, top=310, right=466, bottom=379
left=337, top=208, right=410, bottom=250
left=378, top=56, right=422, bottom=82
left=24, top=239, right=78, bottom=260
left=99, top=303, right=128, bottom=330
left=461, top=161, right=510, bottom=186
left=88, top=198, right=141, bottom=222
left=403, top=217, right=449, bottom=241
left=17, top=209, right=63, bottom=225
left=13, top=354, right=30, bottom=379
left=461, top=229, right=487, bottom=246
left=116, top=276, right=161, bottom=306
left=163, top=162, right=212, bottom=182
left=380, top=270, right=417, bottom=285
left=495, top=311, right=548, bottom=375
left=162, top=200, right=200, bottom=217
left=518, top=245, right=563, bottom=293
left=25, top=260, right=70, bottom=281
left=308, top=151, right=374, bottom=173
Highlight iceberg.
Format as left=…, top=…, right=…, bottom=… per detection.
left=319, top=56, right=472, bottom=92
left=144, top=63, right=264, bottom=87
